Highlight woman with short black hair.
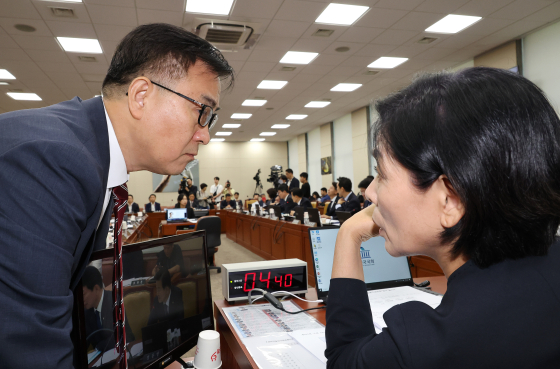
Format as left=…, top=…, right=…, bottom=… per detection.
left=326, top=67, right=560, bottom=368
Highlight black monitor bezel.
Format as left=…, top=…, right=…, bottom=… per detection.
left=306, top=227, right=414, bottom=300
left=73, top=231, right=213, bottom=369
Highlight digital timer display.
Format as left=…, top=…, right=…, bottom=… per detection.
left=228, top=266, right=307, bottom=299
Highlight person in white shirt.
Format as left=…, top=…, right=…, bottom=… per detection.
left=209, top=177, right=224, bottom=208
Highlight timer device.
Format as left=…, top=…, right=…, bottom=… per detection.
left=222, top=259, right=308, bottom=302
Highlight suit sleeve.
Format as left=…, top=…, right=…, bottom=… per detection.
left=0, top=140, right=104, bottom=369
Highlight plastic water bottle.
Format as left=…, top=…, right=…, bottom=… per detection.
left=304, top=212, right=310, bottom=225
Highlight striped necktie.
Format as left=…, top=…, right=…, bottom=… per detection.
left=112, top=183, right=128, bottom=369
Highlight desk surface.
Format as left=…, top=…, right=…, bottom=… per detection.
left=214, top=276, right=447, bottom=369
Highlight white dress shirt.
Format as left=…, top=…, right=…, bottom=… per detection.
left=97, top=102, right=129, bottom=228
left=209, top=184, right=224, bottom=201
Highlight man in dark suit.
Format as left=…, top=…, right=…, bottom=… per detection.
left=333, top=177, right=361, bottom=216
left=220, top=193, right=237, bottom=209
left=275, top=184, right=293, bottom=213
left=148, top=269, right=184, bottom=326
left=145, top=194, right=161, bottom=212
left=289, top=188, right=312, bottom=214
left=322, top=181, right=340, bottom=219
left=187, top=193, right=199, bottom=209
left=285, top=169, right=300, bottom=190
left=126, top=194, right=140, bottom=213
left=0, top=23, right=233, bottom=368
left=82, top=266, right=135, bottom=351
left=234, top=192, right=243, bottom=209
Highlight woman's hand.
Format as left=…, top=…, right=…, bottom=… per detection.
left=331, top=205, right=380, bottom=280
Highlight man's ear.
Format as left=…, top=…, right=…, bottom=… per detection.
left=437, top=175, right=465, bottom=229
left=128, top=77, right=151, bottom=120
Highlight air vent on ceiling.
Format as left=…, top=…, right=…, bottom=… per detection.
left=78, top=56, right=97, bottom=62
left=364, top=70, right=379, bottom=75
left=196, top=22, right=254, bottom=46
left=417, top=37, right=438, bottom=44
left=312, top=29, right=334, bottom=37
left=50, top=7, right=75, bottom=18
left=15, top=24, right=36, bottom=32
left=280, top=66, right=296, bottom=71
left=266, top=107, right=274, bottom=110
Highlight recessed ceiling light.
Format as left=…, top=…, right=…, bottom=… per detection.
left=280, top=51, right=319, bottom=65
left=257, top=80, right=288, bottom=89
left=272, top=124, right=290, bottom=129
left=242, top=99, right=267, bottom=106
left=0, top=69, right=16, bottom=79
left=14, top=24, right=36, bottom=32
left=222, top=123, right=241, bottom=128
left=250, top=138, right=265, bottom=142
left=211, top=138, right=225, bottom=142
left=286, top=114, right=308, bottom=120
left=367, top=57, right=408, bottom=69
left=315, top=3, right=369, bottom=26
left=260, top=132, right=276, bottom=136
left=305, top=101, right=331, bottom=108
left=231, top=113, right=252, bottom=119
left=57, top=37, right=102, bottom=53
left=7, top=92, right=41, bottom=101
left=426, top=14, right=482, bottom=34
left=331, top=83, right=362, bottom=92
left=0, top=82, right=9, bottom=85
left=37, top=0, right=82, bottom=2
left=215, top=132, right=232, bottom=136
left=186, top=0, right=234, bottom=16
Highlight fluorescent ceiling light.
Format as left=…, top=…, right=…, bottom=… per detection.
left=316, top=3, right=369, bottom=26
left=257, top=80, right=288, bottom=89
left=367, top=57, right=408, bottom=69
left=211, top=138, right=225, bottom=142
left=286, top=114, right=308, bottom=120
left=0, top=69, right=16, bottom=79
left=215, top=132, right=232, bottom=136
left=7, top=92, right=41, bottom=101
left=260, top=132, right=276, bottom=136
left=272, top=124, right=290, bottom=129
left=57, top=37, right=102, bottom=53
left=280, top=51, right=319, bottom=65
left=426, top=14, right=482, bottom=34
left=331, top=83, right=362, bottom=92
left=186, top=0, right=234, bottom=16
left=38, top=0, right=82, bottom=2
left=242, top=99, right=267, bottom=106
left=231, top=113, right=252, bottom=119
left=0, top=82, right=9, bottom=85
left=250, top=138, right=265, bottom=142
left=305, top=101, right=331, bottom=108
left=222, top=123, right=241, bottom=128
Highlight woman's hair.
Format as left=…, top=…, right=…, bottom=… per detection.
left=200, top=183, right=207, bottom=190
left=267, top=188, right=277, bottom=199
left=177, top=193, right=188, bottom=203
left=312, top=191, right=320, bottom=199
left=373, top=67, right=560, bottom=268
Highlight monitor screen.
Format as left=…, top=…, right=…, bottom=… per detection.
left=167, top=208, right=188, bottom=221
left=73, top=232, right=213, bottom=369
left=309, top=228, right=412, bottom=294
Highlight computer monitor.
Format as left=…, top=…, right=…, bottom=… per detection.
left=166, top=208, right=188, bottom=222
left=72, top=231, right=213, bottom=369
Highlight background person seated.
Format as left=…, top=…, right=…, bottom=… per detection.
left=187, top=193, right=199, bottom=208
left=220, top=193, right=236, bottom=209
left=358, top=176, right=374, bottom=208
left=312, top=191, right=320, bottom=202
left=233, top=192, right=243, bottom=209
left=152, top=243, right=186, bottom=277
left=334, top=177, right=361, bottom=215
left=321, top=182, right=340, bottom=219
left=126, top=194, right=140, bottom=213
left=173, top=193, right=195, bottom=218
left=319, top=187, right=330, bottom=203
left=252, top=193, right=264, bottom=207
left=266, top=188, right=277, bottom=206
left=274, top=184, right=293, bottom=213
left=82, top=266, right=135, bottom=351
left=147, top=269, right=184, bottom=326
left=289, top=188, right=312, bottom=214
left=145, top=194, right=161, bottom=212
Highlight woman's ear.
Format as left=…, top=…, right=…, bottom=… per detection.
left=438, top=175, right=465, bottom=228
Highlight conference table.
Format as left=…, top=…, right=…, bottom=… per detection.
left=214, top=276, right=448, bottom=369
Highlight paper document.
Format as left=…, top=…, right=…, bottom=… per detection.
left=288, top=328, right=327, bottom=363
left=223, top=301, right=324, bottom=340
left=244, top=333, right=325, bottom=369
left=367, top=286, right=442, bottom=333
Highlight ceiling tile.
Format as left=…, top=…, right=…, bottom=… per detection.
left=353, top=43, right=398, bottom=57
left=489, top=0, right=554, bottom=20
left=434, top=32, right=483, bottom=49
left=36, top=61, right=75, bottom=72
left=522, top=1, right=560, bottom=23
left=247, top=48, right=286, bottom=63
left=135, top=0, right=184, bottom=11
left=323, top=41, right=367, bottom=55
left=12, top=34, right=60, bottom=51
left=231, top=0, right=284, bottom=19
left=81, top=73, right=106, bottom=82
left=253, top=35, right=297, bottom=51
left=355, top=7, right=408, bottom=29
left=373, top=0, right=424, bottom=11
left=99, top=40, right=119, bottom=58
left=46, top=20, right=97, bottom=38
left=455, top=0, right=515, bottom=17
left=290, top=37, right=333, bottom=53
left=265, top=20, right=311, bottom=38
left=137, top=9, right=183, bottom=26
left=275, top=0, right=326, bottom=22
left=73, top=62, right=109, bottom=74
left=386, top=43, right=429, bottom=58
left=0, top=18, right=52, bottom=37
left=86, top=4, right=138, bottom=27
left=236, top=70, right=269, bottom=82
left=300, top=23, right=349, bottom=40
left=32, top=1, right=92, bottom=23
left=414, top=47, right=457, bottom=61
left=94, top=24, right=134, bottom=41
left=0, top=35, right=20, bottom=49
left=84, top=0, right=135, bottom=7
left=0, top=48, right=32, bottom=62
left=372, top=29, right=419, bottom=45
left=28, top=49, right=70, bottom=63
left=328, top=64, right=365, bottom=78
left=241, top=61, right=278, bottom=73
left=298, top=64, right=335, bottom=75
left=391, top=12, right=447, bottom=32
left=414, top=0, right=471, bottom=14
left=312, top=53, right=350, bottom=66
left=337, top=27, right=384, bottom=43
left=440, top=48, right=480, bottom=63
left=1, top=0, right=42, bottom=19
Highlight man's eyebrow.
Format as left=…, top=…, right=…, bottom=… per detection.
left=200, top=94, right=218, bottom=109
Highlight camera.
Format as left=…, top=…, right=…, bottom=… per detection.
left=266, top=165, right=283, bottom=190
left=178, top=176, right=188, bottom=195
left=253, top=169, right=261, bottom=184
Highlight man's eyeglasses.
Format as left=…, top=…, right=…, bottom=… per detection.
left=128, top=80, right=219, bottom=131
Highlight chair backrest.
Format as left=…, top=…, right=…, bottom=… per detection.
left=176, top=281, right=197, bottom=318
left=195, top=215, right=221, bottom=248
left=323, top=202, right=331, bottom=214
left=246, top=199, right=256, bottom=206
left=123, top=290, right=151, bottom=341
left=311, top=201, right=317, bottom=208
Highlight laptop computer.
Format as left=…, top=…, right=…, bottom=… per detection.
left=307, top=208, right=322, bottom=227
left=166, top=208, right=189, bottom=223
left=308, top=227, right=437, bottom=304
left=335, top=211, right=353, bottom=224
